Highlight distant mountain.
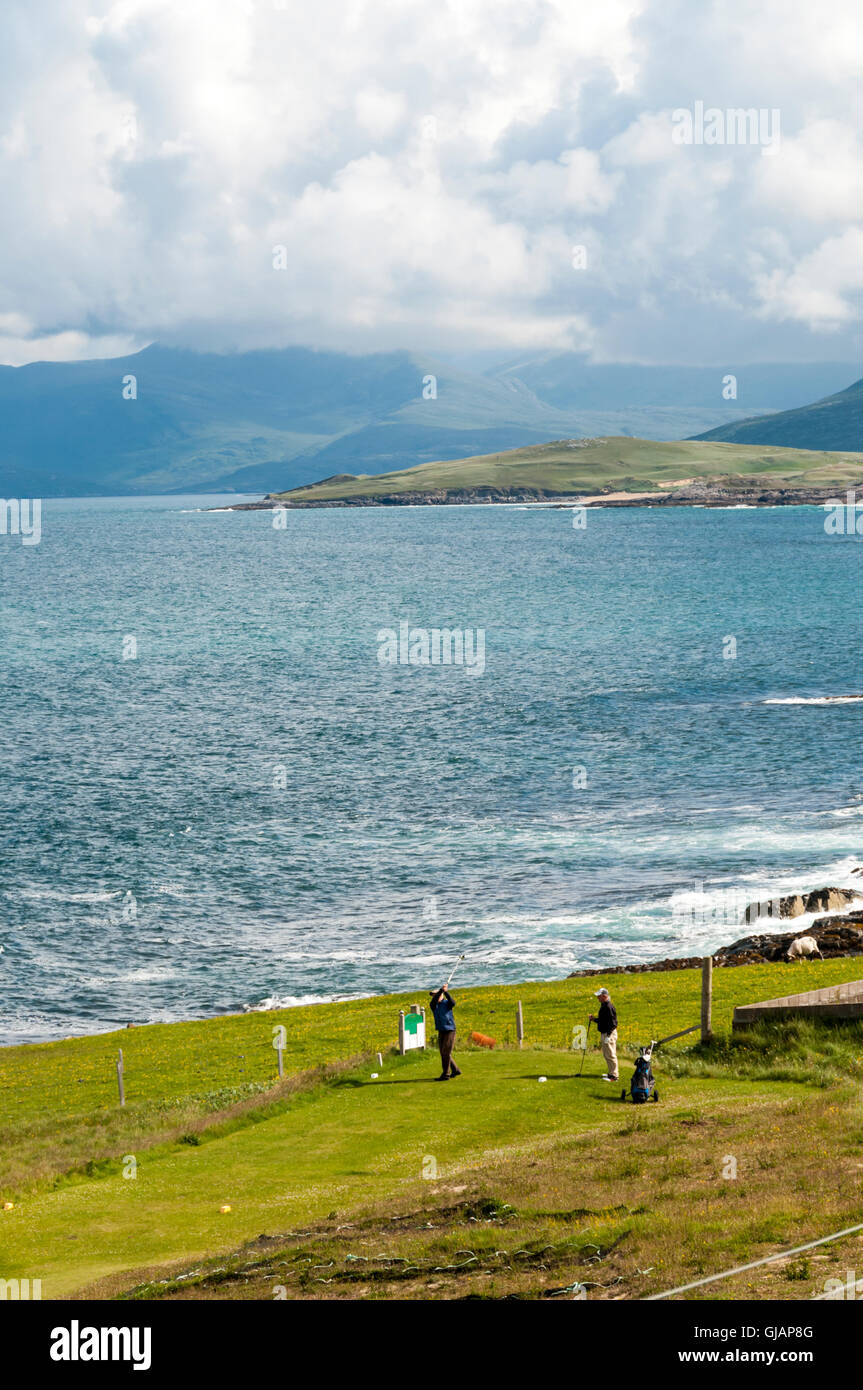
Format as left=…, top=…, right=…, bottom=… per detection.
left=486, top=355, right=859, bottom=412
left=0, top=344, right=859, bottom=496
left=692, top=376, right=863, bottom=451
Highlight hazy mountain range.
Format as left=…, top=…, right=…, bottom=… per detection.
left=0, top=346, right=859, bottom=497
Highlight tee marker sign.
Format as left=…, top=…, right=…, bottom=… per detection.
left=399, top=1006, right=426, bottom=1054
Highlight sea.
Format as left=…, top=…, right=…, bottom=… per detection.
left=2, top=493, right=862, bottom=1044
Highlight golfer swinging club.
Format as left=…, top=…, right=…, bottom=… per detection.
left=429, top=980, right=462, bottom=1080
left=589, top=986, right=619, bottom=1082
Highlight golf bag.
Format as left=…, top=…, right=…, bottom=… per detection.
left=621, top=1041, right=659, bottom=1103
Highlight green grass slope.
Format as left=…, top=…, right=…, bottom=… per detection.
left=3, top=959, right=863, bottom=1299
left=271, top=435, right=863, bottom=503
left=0, top=1048, right=810, bottom=1299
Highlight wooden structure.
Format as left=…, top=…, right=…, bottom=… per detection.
left=701, top=956, right=713, bottom=1042
left=733, top=978, right=863, bottom=1029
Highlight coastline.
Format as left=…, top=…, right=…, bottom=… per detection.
left=223, top=481, right=844, bottom=511
left=9, top=909, right=863, bottom=1051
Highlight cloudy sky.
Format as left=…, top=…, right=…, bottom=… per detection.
left=2, top=0, right=862, bottom=366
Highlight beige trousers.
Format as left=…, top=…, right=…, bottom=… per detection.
left=600, top=1029, right=619, bottom=1080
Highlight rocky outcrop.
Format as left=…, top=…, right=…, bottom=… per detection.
left=227, top=486, right=587, bottom=510
left=570, top=955, right=705, bottom=978
left=742, top=886, right=860, bottom=924
left=595, top=482, right=854, bottom=509
left=567, top=918, right=863, bottom=978
left=715, top=919, right=863, bottom=965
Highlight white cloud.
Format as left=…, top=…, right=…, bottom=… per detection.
left=0, top=0, right=862, bottom=363
left=754, top=120, right=863, bottom=223
left=755, top=228, right=863, bottom=329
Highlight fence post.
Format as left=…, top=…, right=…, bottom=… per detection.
left=398, top=1010, right=406, bottom=1056
left=277, top=1044, right=284, bottom=1079
left=701, top=956, right=713, bottom=1042
left=116, top=1048, right=125, bottom=1107
left=516, top=1000, right=524, bottom=1048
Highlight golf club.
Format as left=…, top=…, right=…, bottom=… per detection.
left=442, top=953, right=465, bottom=991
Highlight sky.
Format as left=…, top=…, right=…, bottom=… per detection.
left=1, top=0, right=863, bottom=367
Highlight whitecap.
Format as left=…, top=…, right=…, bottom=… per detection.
left=764, top=695, right=863, bottom=705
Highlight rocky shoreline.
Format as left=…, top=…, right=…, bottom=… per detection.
left=225, top=487, right=587, bottom=509
left=587, top=481, right=846, bottom=509
left=223, top=479, right=847, bottom=511
left=569, top=916, right=863, bottom=978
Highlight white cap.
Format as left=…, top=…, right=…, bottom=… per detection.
left=594, top=988, right=609, bottom=997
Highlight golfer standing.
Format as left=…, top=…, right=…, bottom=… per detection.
left=589, top=987, right=619, bottom=1082
left=429, top=984, right=462, bottom=1080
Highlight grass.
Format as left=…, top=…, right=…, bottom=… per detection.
left=3, top=958, right=861, bottom=1196
left=269, top=436, right=863, bottom=503
left=3, top=959, right=863, bottom=1300
left=121, top=1085, right=863, bottom=1303
left=3, top=958, right=862, bottom=1198
left=0, top=1048, right=812, bottom=1298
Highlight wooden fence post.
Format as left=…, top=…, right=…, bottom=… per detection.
left=116, top=1048, right=125, bottom=1107
left=516, top=1000, right=524, bottom=1048
left=398, top=1010, right=406, bottom=1056
left=701, top=956, right=713, bottom=1042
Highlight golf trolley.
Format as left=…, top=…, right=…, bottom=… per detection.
left=621, top=1039, right=660, bottom=1103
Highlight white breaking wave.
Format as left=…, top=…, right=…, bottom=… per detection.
left=245, top=991, right=368, bottom=1012
left=764, top=695, right=863, bottom=705
left=11, top=887, right=121, bottom=903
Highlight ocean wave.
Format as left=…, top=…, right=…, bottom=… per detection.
left=244, top=992, right=368, bottom=1011
left=10, top=887, right=122, bottom=903
left=764, top=695, right=863, bottom=705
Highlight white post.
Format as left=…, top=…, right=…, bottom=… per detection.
left=516, top=1000, right=524, bottom=1048
left=277, top=1044, right=284, bottom=1078
left=398, top=1010, right=406, bottom=1056
left=117, top=1048, right=125, bottom=1107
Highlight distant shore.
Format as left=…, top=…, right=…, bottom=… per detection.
left=222, top=481, right=844, bottom=511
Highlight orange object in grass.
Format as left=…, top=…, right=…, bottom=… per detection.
left=470, top=1030, right=496, bottom=1048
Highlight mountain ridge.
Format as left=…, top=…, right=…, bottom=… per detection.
left=692, top=375, right=863, bottom=451
left=0, top=344, right=859, bottom=496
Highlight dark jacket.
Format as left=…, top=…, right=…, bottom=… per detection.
left=596, top=1000, right=618, bottom=1034
left=430, top=990, right=456, bottom=1032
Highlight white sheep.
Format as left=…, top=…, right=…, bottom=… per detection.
left=787, top=935, right=823, bottom=961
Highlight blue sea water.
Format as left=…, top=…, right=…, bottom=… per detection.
left=2, top=494, right=863, bottom=1044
